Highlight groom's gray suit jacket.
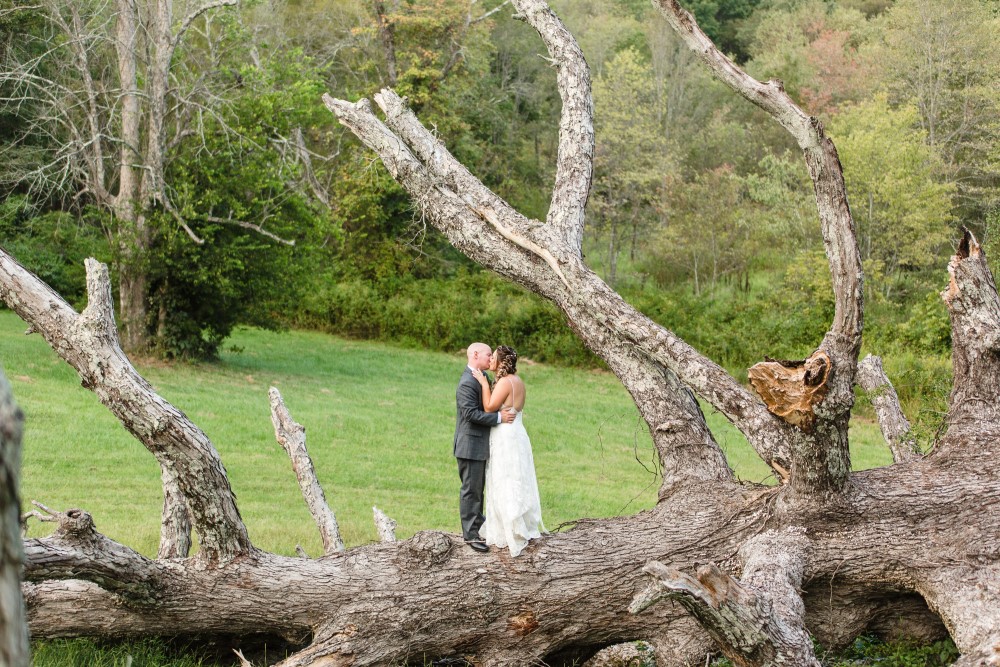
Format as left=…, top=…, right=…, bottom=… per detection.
left=454, top=368, right=498, bottom=461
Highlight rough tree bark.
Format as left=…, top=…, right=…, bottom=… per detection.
left=0, top=371, right=29, bottom=667
left=2, top=0, right=1000, bottom=665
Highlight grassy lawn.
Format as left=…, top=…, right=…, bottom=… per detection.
left=0, top=309, right=892, bottom=556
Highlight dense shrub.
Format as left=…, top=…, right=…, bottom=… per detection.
left=296, top=270, right=596, bottom=366
left=0, top=198, right=109, bottom=307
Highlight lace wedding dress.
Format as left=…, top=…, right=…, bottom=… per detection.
left=482, top=409, right=545, bottom=556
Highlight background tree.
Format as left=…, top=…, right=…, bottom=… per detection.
left=590, top=47, right=670, bottom=286
left=0, top=0, right=328, bottom=355
left=830, top=95, right=955, bottom=299
left=869, top=0, right=1000, bottom=220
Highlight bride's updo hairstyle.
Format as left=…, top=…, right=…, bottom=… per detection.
left=495, top=345, right=518, bottom=380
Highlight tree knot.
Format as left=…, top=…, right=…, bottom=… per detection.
left=403, top=530, right=453, bottom=566
left=507, top=609, right=539, bottom=636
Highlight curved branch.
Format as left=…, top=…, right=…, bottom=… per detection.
left=857, top=355, right=920, bottom=463
left=511, top=0, right=592, bottom=255
left=270, top=387, right=344, bottom=554
left=0, top=252, right=252, bottom=561
left=171, top=0, right=238, bottom=53
left=652, top=0, right=863, bottom=497
left=205, top=215, right=296, bottom=246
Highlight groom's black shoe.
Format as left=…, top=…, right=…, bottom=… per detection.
left=466, top=539, right=489, bottom=553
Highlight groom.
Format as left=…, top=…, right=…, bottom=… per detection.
left=455, top=342, right=515, bottom=553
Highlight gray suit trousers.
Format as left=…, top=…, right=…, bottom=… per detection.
left=457, top=457, right=487, bottom=541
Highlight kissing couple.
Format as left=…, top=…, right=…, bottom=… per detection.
left=454, top=342, right=545, bottom=556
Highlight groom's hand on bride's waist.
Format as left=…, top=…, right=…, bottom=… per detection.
left=500, top=408, right=516, bottom=424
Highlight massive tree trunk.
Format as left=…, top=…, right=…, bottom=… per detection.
left=2, top=1, right=1000, bottom=665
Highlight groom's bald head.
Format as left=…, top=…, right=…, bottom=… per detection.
left=467, top=342, right=492, bottom=370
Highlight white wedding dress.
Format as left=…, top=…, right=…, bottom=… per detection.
left=482, top=408, right=545, bottom=557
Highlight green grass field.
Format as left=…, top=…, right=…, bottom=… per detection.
left=0, top=309, right=892, bottom=555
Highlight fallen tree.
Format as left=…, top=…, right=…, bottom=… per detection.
left=2, top=0, right=1000, bottom=665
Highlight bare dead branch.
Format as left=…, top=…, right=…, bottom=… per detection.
left=942, top=229, right=1000, bottom=434
left=373, top=506, right=396, bottom=542
left=510, top=0, right=592, bottom=254
left=172, top=0, right=238, bottom=53
left=206, top=215, right=296, bottom=246
left=632, top=530, right=820, bottom=667
left=857, top=355, right=920, bottom=463
left=269, top=388, right=344, bottom=554
left=472, top=0, right=511, bottom=24
left=22, top=505, right=161, bottom=603
left=0, top=253, right=251, bottom=561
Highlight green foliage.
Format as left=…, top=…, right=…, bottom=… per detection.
left=149, top=48, right=335, bottom=358
left=710, top=635, right=959, bottom=667
left=296, top=271, right=596, bottom=367
left=0, top=197, right=109, bottom=306
left=833, top=635, right=960, bottom=667
left=830, top=95, right=956, bottom=296
left=32, top=638, right=215, bottom=667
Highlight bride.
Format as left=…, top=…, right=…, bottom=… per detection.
left=470, top=345, right=545, bottom=556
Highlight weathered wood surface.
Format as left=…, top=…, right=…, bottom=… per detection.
left=0, top=371, right=29, bottom=667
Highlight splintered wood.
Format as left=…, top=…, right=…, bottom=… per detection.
left=748, top=350, right=831, bottom=429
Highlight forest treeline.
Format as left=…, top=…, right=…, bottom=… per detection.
left=1, top=0, right=998, bottom=425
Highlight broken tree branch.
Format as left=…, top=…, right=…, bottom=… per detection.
left=22, top=504, right=161, bottom=604
left=269, top=387, right=344, bottom=554
left=856, top=354, right=920, bottom=463
left=0, top=252, right=251, bottom=561
left=941, top=229, right=1000, bottom=432
left=172, top=0, right=238, bottom=53
left=373, top=506, right=396, bottom=542
left=632, top=530, right=819, bottom=667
